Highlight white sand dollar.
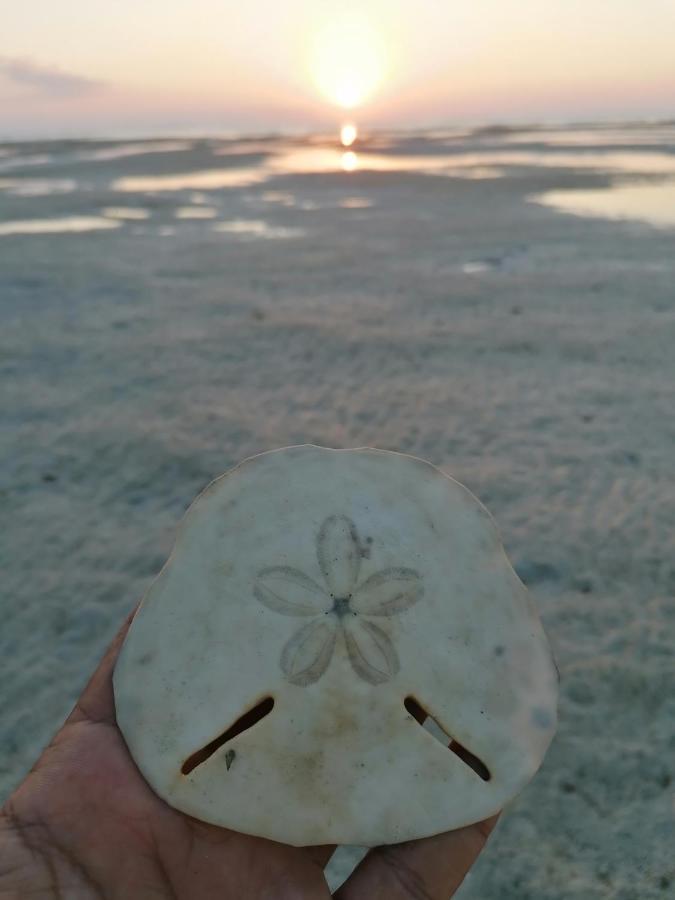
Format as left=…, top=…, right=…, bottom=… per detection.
left=113, top=445, right=558, bottom=846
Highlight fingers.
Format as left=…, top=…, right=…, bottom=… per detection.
left=66, top=604, right=138, bottom=727
left=67, top=603, right=341, bottom=876
left=334, top=814, right=500, bottom=900
left=302, top=843, right=337, bottom=869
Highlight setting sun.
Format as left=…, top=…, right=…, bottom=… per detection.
left=308, top=12, right=386, bottom=110
left=340, top=123, right=358, bottom=147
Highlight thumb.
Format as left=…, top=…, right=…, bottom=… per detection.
left=67, top=604, right=138, bottom=727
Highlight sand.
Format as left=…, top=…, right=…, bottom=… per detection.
left=1, top=126, right=674, bottom=897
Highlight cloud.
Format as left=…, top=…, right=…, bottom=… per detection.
left=0, top=57, right=105, bottom=98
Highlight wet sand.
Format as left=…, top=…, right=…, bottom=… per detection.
left=1, top=125, right=674, bottom=898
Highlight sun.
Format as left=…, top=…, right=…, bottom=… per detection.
left=308, top=13, right=386, bottom=110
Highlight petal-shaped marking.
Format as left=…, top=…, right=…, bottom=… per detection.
left=343, top=618, right=399, bottom=685
left=280, top=619, right=337, bottom=686
left=316, top=515, right=362, bottom=598
left=351, top=568, right=424, bottom=616
left=254, top=566, right=330, bottom=616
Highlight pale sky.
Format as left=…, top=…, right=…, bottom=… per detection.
left=1, top=0, right=674, bottom=137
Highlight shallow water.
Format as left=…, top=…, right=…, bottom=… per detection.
left=271, top=146, right=675, bottom=178
left=213, top=219, right=305, bottom=239
left=0, top=178, right=77, bottom=196
left=261, top=190, right=296, bottom=206
left=0, top=122, right=673, bottom=248
left=112, top=167, right=267, bottom=192
left=531, top=179, right=675, bottom=228
left=102, top=206, right=151, bottom=220
left=78, top=140, right=193, bottom=162
left=0, top=153, right=52, bottom=171
left=338, top=197, right=374, bottom=209
left=0, top=216, right=120, bottom=235
left=174, top=206, right=218, bottom=219
left=498, top=125, right=675, bottom=147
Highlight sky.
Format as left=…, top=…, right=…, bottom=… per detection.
left=1, top=0, right=674, bottom=137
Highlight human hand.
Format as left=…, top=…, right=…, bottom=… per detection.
left=0, top=610, right=499, bottom=899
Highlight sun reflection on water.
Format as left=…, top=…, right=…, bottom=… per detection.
left=341, top=151, right=358, bottom=172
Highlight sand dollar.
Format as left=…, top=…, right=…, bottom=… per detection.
left=113, top=445, right=558, bottom=846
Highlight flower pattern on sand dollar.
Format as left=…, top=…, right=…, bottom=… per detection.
left=253, top=515, right=423, bottom=686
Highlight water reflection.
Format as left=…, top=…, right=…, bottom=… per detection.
left=0, top=217, right=120, bottom=236
left=266, top=147, right=506, bottom=179
left=499, top=127, right=675, bottom=147
left=0, top=178, right=77, bottom=196
left=174, top=206, right=218, bottom=219
left=261, top=191, right=296, bottom=206
left=106, top=147, right=675, bottom=202
left=531, top=180, right=675, bottom=228
left=0, top=154, right=51, bottom=171
left=7, top=131, right=675, bottom=210
left=341, top=151, right=358, bottom=172
left=113, top=168, right=266, bottom=192
left=213, top=219, right=305, bottom=239
left=339, top=196, right=373, bottom=208
left=213, top=141, right=281, bottom=156
left=102, top=207, right=150, bottom=220
left=79, top=141, right=192, bottom=162
left=271, top=147, right=675, bottom=177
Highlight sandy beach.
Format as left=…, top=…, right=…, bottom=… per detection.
left=1, top=124, right=674, bottom=897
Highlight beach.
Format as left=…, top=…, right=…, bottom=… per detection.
left=1, top=124, right=674, bottom=897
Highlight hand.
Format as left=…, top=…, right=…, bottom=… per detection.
left=0, top=610, right=499, bottom=899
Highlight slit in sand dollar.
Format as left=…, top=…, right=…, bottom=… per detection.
left=114, top=445, right=558, bottom=846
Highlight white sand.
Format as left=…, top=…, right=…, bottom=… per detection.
left=1, top=128, right=674, bottom=897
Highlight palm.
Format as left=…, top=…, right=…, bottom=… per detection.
left=1, top=614, right=498, bottom=900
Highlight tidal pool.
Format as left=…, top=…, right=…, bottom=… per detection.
left=531, top=179, right=675, bottom=228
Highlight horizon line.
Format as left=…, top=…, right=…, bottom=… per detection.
left=2, top=115, right=674, bottom=144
